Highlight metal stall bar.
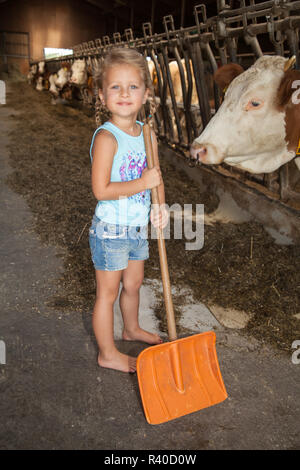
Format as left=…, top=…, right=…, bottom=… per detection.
left=173, top=32, right=195, bottom=144
left=161, top=16, right=184, bottom=145
left=194, top=5, right=221, bottom=112
left=141, top=23, right=162, bottom=134
left=157, top=49, right=175, bottom=141
left=142, top=22, right=174, bottom=141
left=180, top=34, right=199, bottom=141
left=185, top=33, right=211, bottom=131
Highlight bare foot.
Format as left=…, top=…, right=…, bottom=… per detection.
left=98, top=351, right=137, bottom=373
left=123, top=327, right=163, bottom=345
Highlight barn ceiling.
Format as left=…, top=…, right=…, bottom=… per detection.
left=84, top=0, right=219, bottom=37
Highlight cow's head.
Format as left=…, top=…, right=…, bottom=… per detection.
left=190, top=55, right=300, bottom=173
left=38, top=61, right=45, bottom=74
left=55, top=68, right=70, bottom=89
left=70, top=59, right=87, bottom=85
left=36, top=76, right=44, bottom=91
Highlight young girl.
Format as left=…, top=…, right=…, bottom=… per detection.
left=89, top=48, right=168, bottom=373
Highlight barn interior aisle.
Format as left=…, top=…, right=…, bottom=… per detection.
left=0, top=78, right=299, bottom=449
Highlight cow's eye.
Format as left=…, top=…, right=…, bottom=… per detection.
left=245, top=99, right=263, bottom=111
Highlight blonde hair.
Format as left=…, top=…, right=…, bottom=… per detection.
left=94, top=47, right=156, bottom=126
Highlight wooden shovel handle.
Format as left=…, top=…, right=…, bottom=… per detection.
left=143, top=123, right=177, bottom=342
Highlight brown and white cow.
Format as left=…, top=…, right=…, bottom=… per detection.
left=153, top=58, right=215, bottom=143
left=190, top=56, right=300, bottom=174
left=68, top=58, right=95, bottom=103
left=35, top=61, right=54, bottom=92
left=35, top=61, right=48, bottom=91
left=27, top=64, right=38, bottom=86
left=166, top=59, right=199, bottom=106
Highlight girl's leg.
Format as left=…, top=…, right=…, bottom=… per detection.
left=120, top=260, right=162, bottom=344
left=93, top=269, right=136, bottom=373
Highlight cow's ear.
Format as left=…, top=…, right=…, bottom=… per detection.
left=213, top=63, right=244, bottom=91
left=277, top=69, right=300, bottom=109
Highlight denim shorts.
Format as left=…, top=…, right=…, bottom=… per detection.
left=89, top=215, right=149, bottom=271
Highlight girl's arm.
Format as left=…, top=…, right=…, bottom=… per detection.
left=91, top=130, right=161, bottom=201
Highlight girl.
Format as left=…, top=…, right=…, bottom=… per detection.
left=89, top=48, right=168, bottom=373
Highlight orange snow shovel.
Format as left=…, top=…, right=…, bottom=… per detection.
left=137, top=119, right=227, bottom=425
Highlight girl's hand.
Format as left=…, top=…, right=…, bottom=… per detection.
left=141, top=167, right=162, bottom=190
left=150, top=204, right=169, bottom=229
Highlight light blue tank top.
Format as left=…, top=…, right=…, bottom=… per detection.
left=90, top=121, right=151, bottom=226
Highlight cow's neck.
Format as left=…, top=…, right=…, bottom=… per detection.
left=225, top=147, right=295, bottom=174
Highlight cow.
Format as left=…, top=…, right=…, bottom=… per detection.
left=167, top=59, right=199, bottom=106
left=190, top=55, right=300, bottom=176
left=55, top=64, right=71, bottom=89
left=146, top=58, right=156, bottom=83
left=147, top=58, right=200, bottom=105
left=43, top=63, right=72, bottom=103
left=27, top=64, right=37, bottom=85
left=155, top=58, right=214, bottom=143
left=35, top=61, right=52, bottom=92
left=48, top=73, right=59, bottom=102
left=70, top=59, right=87, bottom=86
left=38, top=61, right=45, bottom=75
left=35, top=61, right=48, bottom=91
left=36, top=75, right=44, bottom=91
left=68, top=58, right=95, bottom=105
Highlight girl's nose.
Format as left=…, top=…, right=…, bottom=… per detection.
left=120, top=87, right=129, bottom=97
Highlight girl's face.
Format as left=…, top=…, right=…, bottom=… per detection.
left=99, top=64, right=148, bottom=120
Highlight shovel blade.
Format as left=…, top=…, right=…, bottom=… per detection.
left=137, top=331, right=227, bottom=425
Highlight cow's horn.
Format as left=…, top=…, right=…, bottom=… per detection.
left=284, top=56, right=296, bottom=72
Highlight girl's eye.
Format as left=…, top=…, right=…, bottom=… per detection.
left=130, top=85, right=138, bottom=89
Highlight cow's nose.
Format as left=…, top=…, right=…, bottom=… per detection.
left=190, top=141, right=223, bottom=164
left=190, top=143, right=207, bottom=162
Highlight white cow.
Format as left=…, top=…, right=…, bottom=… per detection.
left=190, top=56, right=300, bottom=173
left=55, top=67, right=70, bottom=89
left=70, top=59, right=87, bottom=86
left=36, top=76, right=44, bottom=91
left=49, top=73, right=59, bottom=97
left=38, top=61, right=45, bottom=75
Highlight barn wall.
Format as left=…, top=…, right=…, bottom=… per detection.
left=0, top=0, right=106, bottom=65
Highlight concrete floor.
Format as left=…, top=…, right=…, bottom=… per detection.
left=0, top=99, right=300, bottom=450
